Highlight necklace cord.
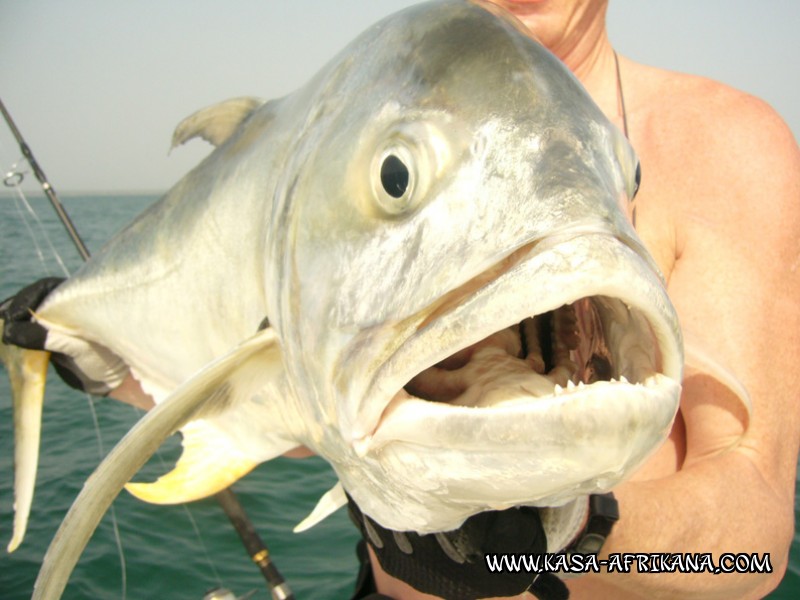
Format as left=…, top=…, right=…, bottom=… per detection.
left=613, top=51, right=629, bottom=139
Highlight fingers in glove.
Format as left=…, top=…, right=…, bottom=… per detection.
left=1, top=277, right=65, bottom=349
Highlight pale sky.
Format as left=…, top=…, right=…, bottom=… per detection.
left=0, top=0, right=797, bottom=193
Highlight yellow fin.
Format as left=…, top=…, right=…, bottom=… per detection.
left=0, top=333, right=50, bottom=553
left=125, top=420, right=257, bottom=504
left=33, top=329, right=281, bottom=600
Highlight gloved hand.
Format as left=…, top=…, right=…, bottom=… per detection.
left=2, top=277, right=129, bottom=395
left=350, top=498, right=580, bottom=600
left=349, top=493, right=618, bottom=600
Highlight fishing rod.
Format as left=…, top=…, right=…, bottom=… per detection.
left=216, top=489, right=295, bottom=600
left=1, top=98, right=293, bottom=600
left=0, top=97, right=90, bottom=261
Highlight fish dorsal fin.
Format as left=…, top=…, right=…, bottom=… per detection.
left=293, top=482, right=347, bottom=533
left=171, top=96, right=265, bottom=149
left=31, top=328, right=285, bottom=600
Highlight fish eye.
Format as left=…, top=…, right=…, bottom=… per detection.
left=368, top=121, right=446, bottom=218
left=371, top=142, right=420, bottom=217
left=380, top=154, right=409, bottom=199
left=633, top=162, right=642, bottom=198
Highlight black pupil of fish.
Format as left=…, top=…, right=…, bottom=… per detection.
left=380, top=154, right=409, bottom=198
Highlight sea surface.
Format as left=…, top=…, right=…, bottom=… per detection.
left=0, top=194, right=798, bottom=599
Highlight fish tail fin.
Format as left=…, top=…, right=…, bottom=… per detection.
left=0, top=328, right=50, bottom=553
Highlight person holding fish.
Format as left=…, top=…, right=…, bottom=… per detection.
left=359, top=1, right=800, bottom=599
left=355, top=1, right=800, bottom=598
left=2, top=1, right=798, bottom=599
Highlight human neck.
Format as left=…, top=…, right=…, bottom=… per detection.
left=549, top=13, right=610, bottom=79
left=549, top=21, right=619, bottom=121
left=568, top=35, right=622, bottom=131
left=508, top=3, right=622, bottom=126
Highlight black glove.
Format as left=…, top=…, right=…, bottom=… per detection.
left=1, top=277, right=64, bottom=349
left=2, top=277, right=128, bottom=395
left=348, top=496, right=569, bottom=600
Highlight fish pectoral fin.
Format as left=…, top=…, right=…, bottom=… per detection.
left=125, top=420, right=257, bottom=504
left=127, top=327, right=298, bottom=504
left=171, top=96, right=265, bottom=149
left=293, top=482, right=347, bottom=533
left=683, top=335, right=752, bottom=434
left=31, top=328, right=282, bottom=600
left=0, top=332, right=50, bottom=553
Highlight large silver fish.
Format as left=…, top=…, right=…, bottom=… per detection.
left=4, top=0, right=687, bottom=596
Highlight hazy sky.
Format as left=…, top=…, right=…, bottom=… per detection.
left=0, top=0, right=797, bottom=193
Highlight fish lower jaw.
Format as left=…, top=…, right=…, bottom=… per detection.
left=385, top=368, right=667, bottom=423
left=363, top=371, right=679, bottom=454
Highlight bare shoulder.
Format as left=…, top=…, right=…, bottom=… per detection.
left=623, top=57, right=800, bottom=480
left=627, top=59, right=799, bottom=183
left=623, top=58, right=800, bottom=263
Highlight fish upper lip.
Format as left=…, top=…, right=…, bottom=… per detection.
left=350, top=229, right=682, bottom=450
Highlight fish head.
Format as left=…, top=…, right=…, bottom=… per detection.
left=267, top=0, right=681, bottom=532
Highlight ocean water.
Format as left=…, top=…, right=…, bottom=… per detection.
left=0, top=195, right=360, bottom=600
left=0, top=194, right=798, bottom=599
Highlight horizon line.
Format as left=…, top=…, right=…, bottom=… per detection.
left=0, top=189, right=166, bottom=198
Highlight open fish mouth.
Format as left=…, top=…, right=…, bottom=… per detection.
left=357, top=232, right=682, bottom=493
left=342, top=233, right=681, bottom=529
left=403, top=296, right=656, bottom=408
left=372, top=290, right=675, bottom=454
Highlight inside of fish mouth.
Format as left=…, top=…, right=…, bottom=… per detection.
left=403, top=295, right=655, bottom=407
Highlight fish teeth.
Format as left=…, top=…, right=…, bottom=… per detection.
left=550, top=373, right=640, bottom=395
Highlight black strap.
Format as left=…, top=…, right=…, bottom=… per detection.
left=347, top=495, right=568, bottom=600
left=564, top=493, right=619, bottom=556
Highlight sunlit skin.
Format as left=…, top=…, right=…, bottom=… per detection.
left=368, top=1, right=800, bottom=598
left=107, top=1, right=800, bottom=598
